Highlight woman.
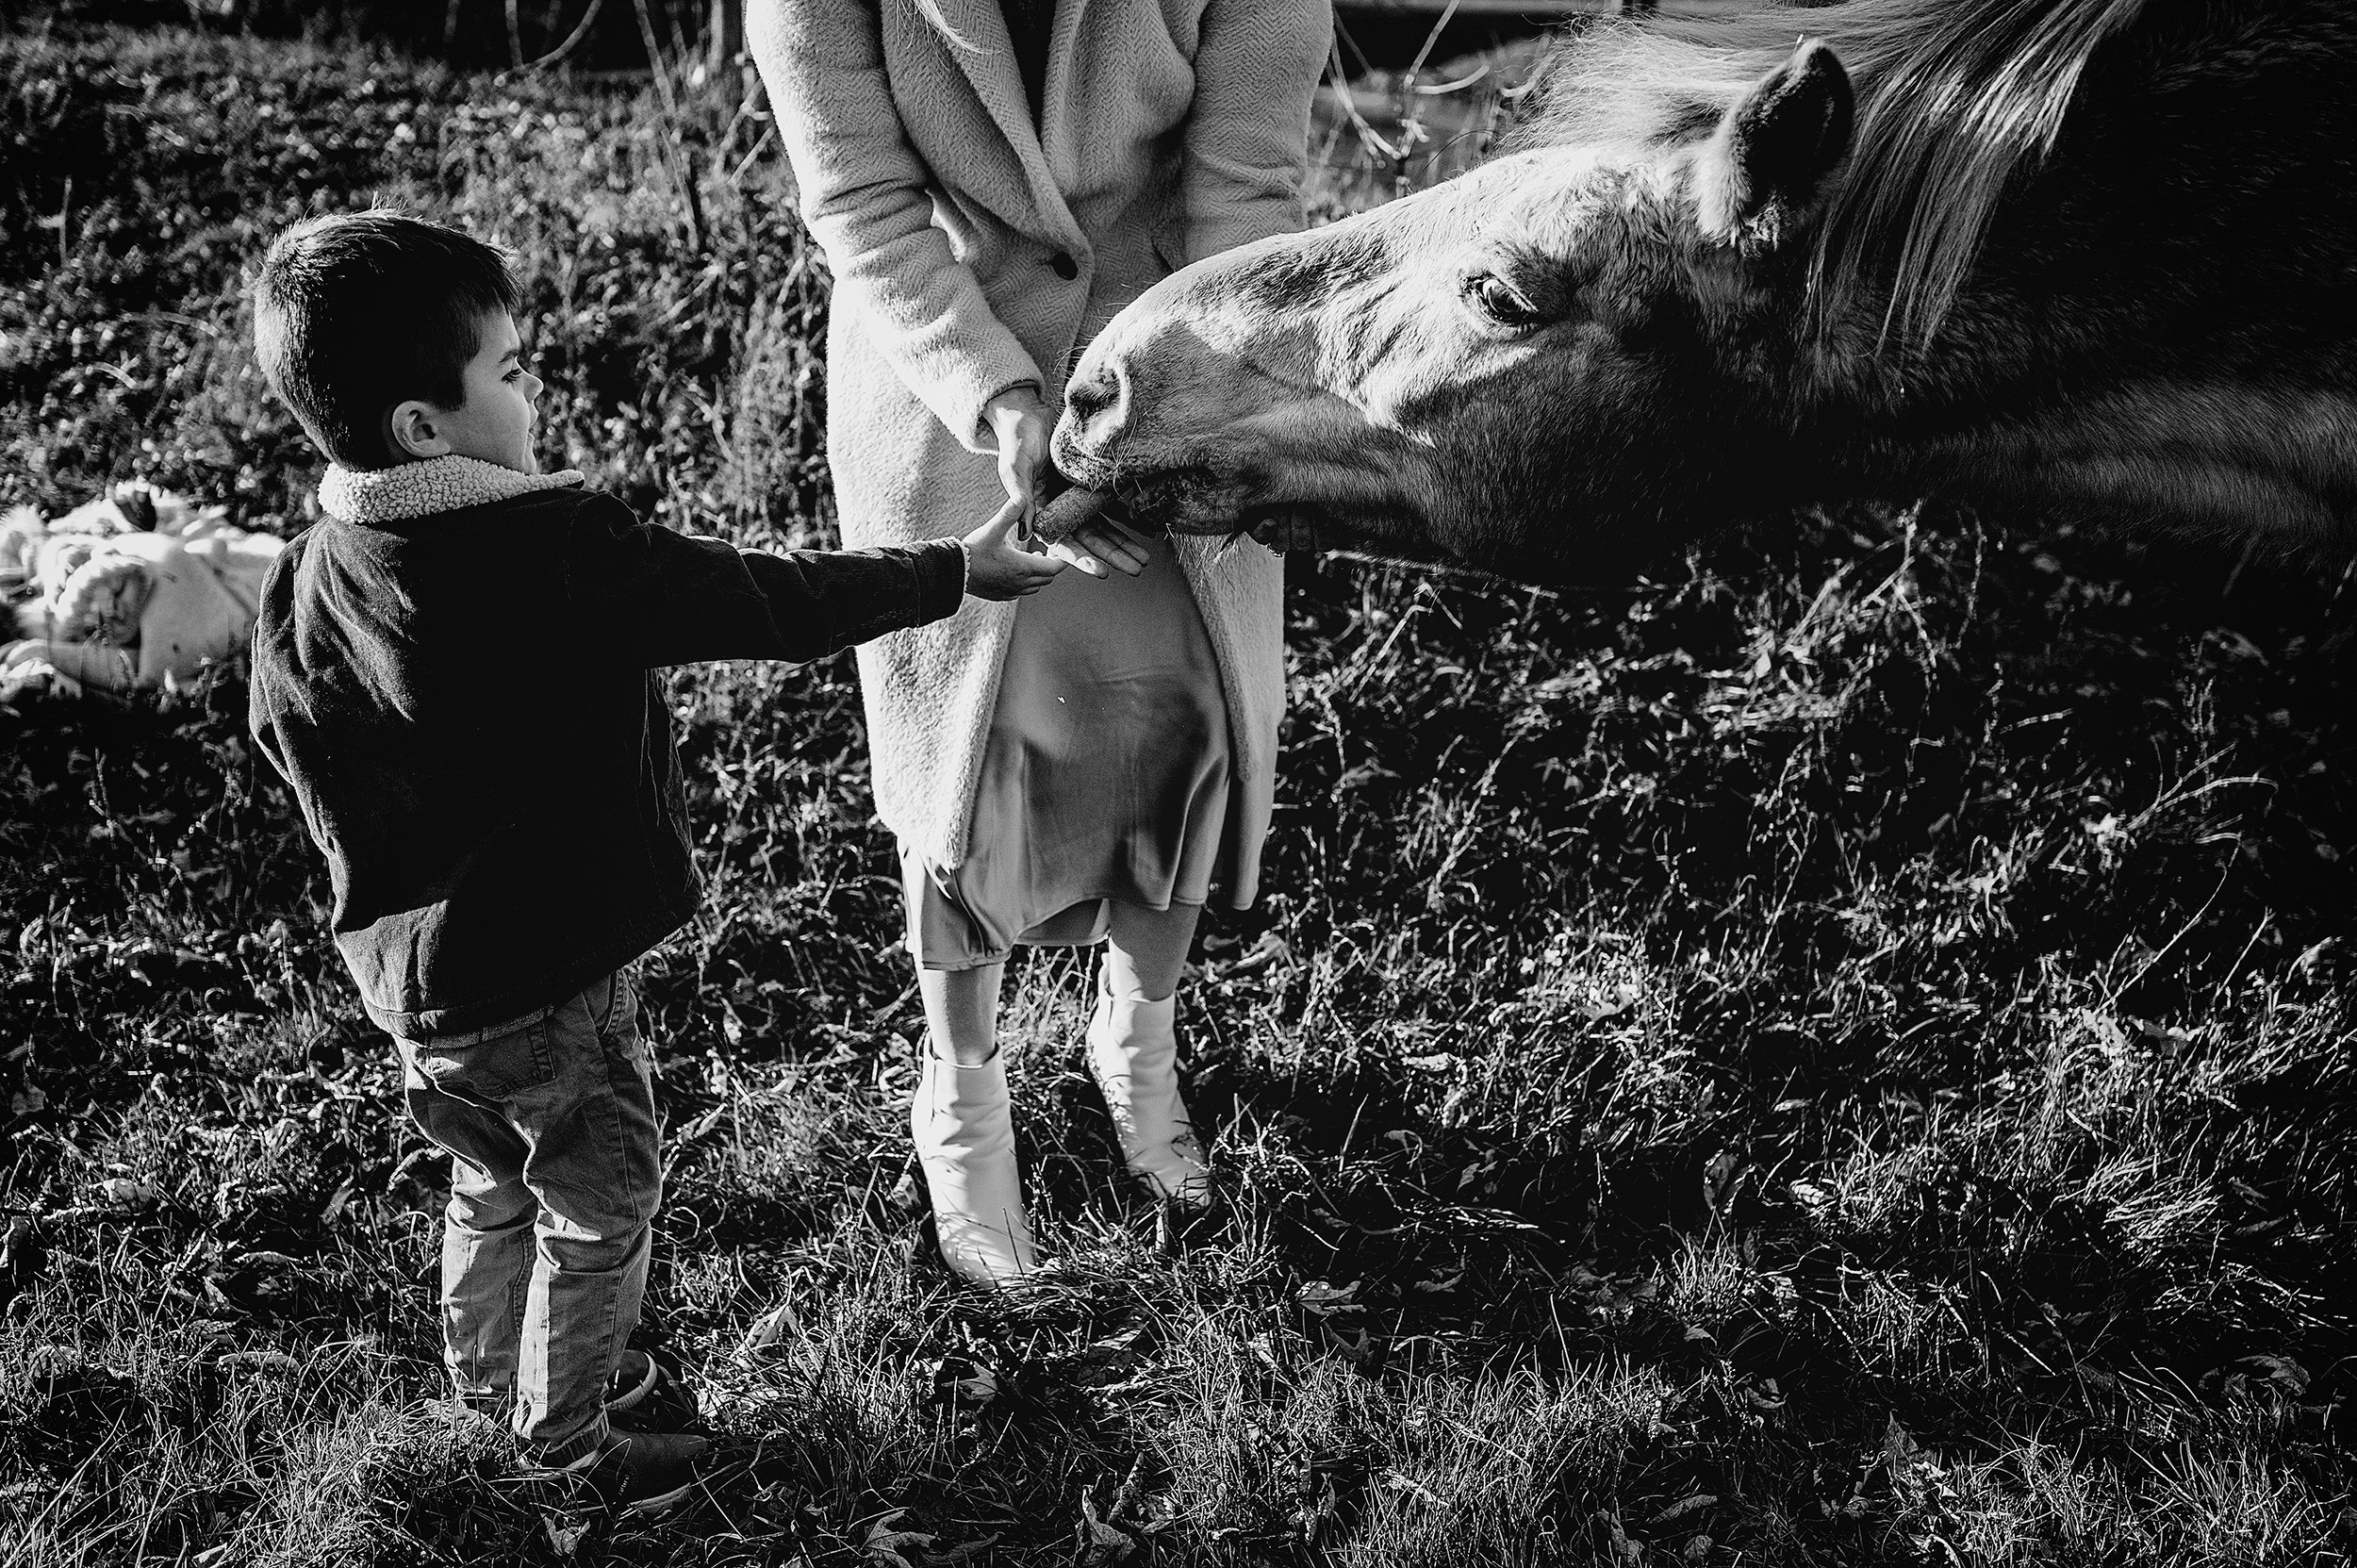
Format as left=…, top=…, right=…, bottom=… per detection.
left=750, top=0, right=1328, bottom=1286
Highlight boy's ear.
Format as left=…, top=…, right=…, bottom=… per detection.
left=1694, top=40, right=1854, bottom=247
left=387, top=400, right=452, bottom=462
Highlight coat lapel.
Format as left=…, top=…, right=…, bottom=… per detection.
left=941, top=0, right=1083, bottom=246
left=1039, top=0, right=1090, bottom=195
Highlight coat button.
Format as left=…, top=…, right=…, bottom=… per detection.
left=1049, top=251, right=1079, bottom=280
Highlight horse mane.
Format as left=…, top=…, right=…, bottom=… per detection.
left=1508, top=0, right=2151, bottom=349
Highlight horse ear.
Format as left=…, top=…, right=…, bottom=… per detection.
left=1694, top=40, right=1854, bottom=245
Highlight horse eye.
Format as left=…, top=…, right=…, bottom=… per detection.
left=1467, top=272, right=1542, bottom=328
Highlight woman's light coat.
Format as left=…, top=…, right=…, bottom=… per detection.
left=750, top=0, right=1328, bottom=868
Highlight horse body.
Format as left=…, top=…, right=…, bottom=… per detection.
left=1051, top=0, right=2357, bottom=584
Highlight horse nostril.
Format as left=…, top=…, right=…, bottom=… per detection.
left=1066, top=363, right=1121, bottom=427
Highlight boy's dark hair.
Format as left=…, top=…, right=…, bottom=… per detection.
left=253, top=211, right=521, bottom=470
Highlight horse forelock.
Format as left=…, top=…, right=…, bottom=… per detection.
left=1507, top=0, right=2152, bottom=353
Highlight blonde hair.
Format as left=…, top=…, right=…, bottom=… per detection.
left=901, top=0, right=978, bottom=52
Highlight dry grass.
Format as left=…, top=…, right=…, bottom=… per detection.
left=3, top=14, right=2354, bottom=1566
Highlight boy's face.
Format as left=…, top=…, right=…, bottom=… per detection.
left=415, top=311, right=543, bottom=473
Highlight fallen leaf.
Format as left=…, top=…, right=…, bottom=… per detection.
left=1580, top=985, right=1640, bottom=1021
left=232, top=1249, right=303, bottom=1271
left=543, top=1510, right=592, bottom=1557
left=1227, top=931, right=1294, bottom=977
left=1379, top=1470, right=1446, bottom=1508
left=2239, top=1354, right=2311, bottom=1397
left=95, top=1178, right=159, bottom=1209
left=1650, top=1494, right=1719, bottom=1525
left=865, top=1510, right=939, bottom=1568
left=1078, top=1485, right=1136, bottom=1562
left=738, top=1301, right=801, bottom=1362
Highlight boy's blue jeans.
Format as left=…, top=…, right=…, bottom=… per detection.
left=395, top=969, right=660, bottom=1466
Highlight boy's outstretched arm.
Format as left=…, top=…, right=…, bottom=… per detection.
left=565, top=494, right=1063, bottom=668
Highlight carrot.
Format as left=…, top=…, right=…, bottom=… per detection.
left=1032, top=483, right=1120, bottom=545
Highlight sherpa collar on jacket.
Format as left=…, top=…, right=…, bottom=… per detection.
left=318, top=455, right=585, bottom=525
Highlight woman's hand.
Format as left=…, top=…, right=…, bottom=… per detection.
left=1049, top=518, right=1150, bottom=579
left=961, top=497, right=1069, bottom=601
left=982, top=387, right=1053, bottom=513
left=982, top=393, right=1147, bottom=580
left=1032, top=486, right=1149, bottom=579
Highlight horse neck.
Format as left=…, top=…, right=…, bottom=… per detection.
left=1802, top=3, right=2357, bottom=540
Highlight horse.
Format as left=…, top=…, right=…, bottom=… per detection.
left=1048, top=0, right=2357, bottom=586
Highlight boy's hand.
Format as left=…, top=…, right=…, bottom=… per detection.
left=962, top=498, right=1068, bottom=600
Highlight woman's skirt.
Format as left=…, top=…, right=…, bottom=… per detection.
left=900, top=529, right=1264, bottom=969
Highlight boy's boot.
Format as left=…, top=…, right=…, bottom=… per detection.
left=911, top=1046, right=1037, bottom=1286
left=566, top=1428, right=710, bottom=1516
left=606, top=1348, right=700, bottom=1431
left=1086, top=983, right=1211, bottom=1207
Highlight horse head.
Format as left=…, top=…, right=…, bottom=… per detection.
left=1056, top=2, right=2357, bottom=583
left=1055, top=41, right=1859, bottom=583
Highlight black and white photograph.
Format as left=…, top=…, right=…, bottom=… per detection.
left=2, top=0, right=2352, bottom=1560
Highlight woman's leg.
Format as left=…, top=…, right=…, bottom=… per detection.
left=1090, top=900, right=1211, bottom=1204
left=911, top=959, right=1035, bottom=1284
left=1102, top=900, right=1201, bottom=1002
left=919, top=962, right=1004, bottom=1065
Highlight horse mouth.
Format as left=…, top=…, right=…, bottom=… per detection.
left=1072, top=463, right=1358, bottom=554
left=1096, top=466, right=1238, bottom=536
left=1236, top=502, right=1353, bottom=554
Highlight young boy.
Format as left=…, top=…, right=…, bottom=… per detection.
left=245, top=210, right=1063, bottom=1511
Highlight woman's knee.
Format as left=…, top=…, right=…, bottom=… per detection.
left=1103, top=900, right=1203, bottom=999
left=919, top=961, right=1006, bottom=1064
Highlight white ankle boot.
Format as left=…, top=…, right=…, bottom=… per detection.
left=1086, top=989, right=1211, bottom=1206
left=911, top=1048, right=1036, bottom=1286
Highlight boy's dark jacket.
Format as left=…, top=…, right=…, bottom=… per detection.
left=249, top=483, right=964, bottom=1038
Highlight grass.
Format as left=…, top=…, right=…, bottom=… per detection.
left=4, top=14, right=2355, bottom=1566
